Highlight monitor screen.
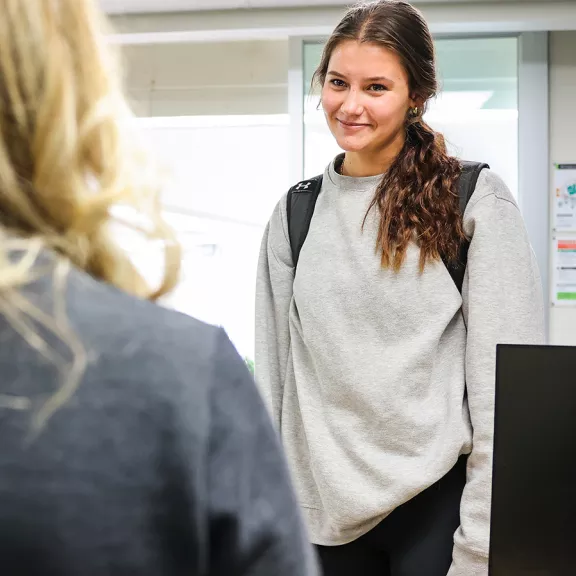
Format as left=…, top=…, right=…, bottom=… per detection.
left=490, top=344, right=576, bottom=575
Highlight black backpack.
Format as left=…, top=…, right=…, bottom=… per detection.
left=286, top=160, right=489, bottom=294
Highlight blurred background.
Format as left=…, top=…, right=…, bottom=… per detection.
left=101, top=0, right=576, bottom=362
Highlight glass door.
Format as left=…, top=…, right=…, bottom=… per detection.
left=302, top=37, right=519, bottom=198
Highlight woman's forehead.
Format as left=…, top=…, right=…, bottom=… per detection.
left=327, top=40, right=408, bottom=85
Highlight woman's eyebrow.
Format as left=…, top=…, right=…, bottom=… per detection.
left=326, top=70, right=395, bottom=85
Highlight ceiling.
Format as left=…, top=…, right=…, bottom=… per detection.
left=100, top=0, right=545, bottom=15
left=100, top=0, right=344, bottom=13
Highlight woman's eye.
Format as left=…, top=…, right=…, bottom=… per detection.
left=368, top=83, right=387, bottom=92
left=329, top=79, right=347, bottom=88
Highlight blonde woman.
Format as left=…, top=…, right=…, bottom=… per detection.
left=0, top=1, right=316, bottom=575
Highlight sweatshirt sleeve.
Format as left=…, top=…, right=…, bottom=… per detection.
left=208, top=329, right=318, bottom=576
left=448, top=170, right=545, bottom=576
left=254, top=196, right=294, bottom=429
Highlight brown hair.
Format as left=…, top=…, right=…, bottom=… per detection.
left=313, top=0, right=464, bottom=271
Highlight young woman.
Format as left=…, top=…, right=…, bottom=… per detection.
left=0, top=1, right=317, bottom=574
left=255, top=1, right=544, bottom=575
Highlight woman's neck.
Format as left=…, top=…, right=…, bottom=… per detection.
left=341, top=135, right=406, bottom=178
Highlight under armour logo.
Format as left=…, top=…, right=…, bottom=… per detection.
left=295, top=182, right=311, bottom=191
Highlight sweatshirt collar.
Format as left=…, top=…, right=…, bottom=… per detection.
left=327, top=153, right=384, bottom=192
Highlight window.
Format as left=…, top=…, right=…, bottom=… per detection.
left=132, top=115, right=290, bottom=360
left=302, top=37, right=519, bottom=197
left=120, top=39, right=291, bottom=361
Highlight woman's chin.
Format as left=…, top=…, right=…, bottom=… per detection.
left=335, top=139, right=370, bottom=154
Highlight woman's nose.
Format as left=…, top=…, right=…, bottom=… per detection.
left=340, top=89, right=364, bottom=116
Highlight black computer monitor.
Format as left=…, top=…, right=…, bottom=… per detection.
left=490, top=344, right=576, bottom=575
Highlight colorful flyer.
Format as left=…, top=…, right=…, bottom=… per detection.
left=554, top=237, right=576, bottom=305
left=553, top=164, right=576, bottom=231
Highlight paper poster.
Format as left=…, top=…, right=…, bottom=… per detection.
left=553, top=237, right=576, bottom=305
left=553, top=164, right=576, bottom=231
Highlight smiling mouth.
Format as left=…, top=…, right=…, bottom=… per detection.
left=337, top=119, right=370, bottom=128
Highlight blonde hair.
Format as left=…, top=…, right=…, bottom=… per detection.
left=0, top=0, right=181, bottom=430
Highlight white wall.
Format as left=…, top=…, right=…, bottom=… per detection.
left=121, top=40, right=288, bottom=116
left=549, top=31, right=576, bottom=345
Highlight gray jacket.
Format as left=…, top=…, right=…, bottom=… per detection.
left=0, top=260, right=317, bottom=576
left=255, top=159, right=545, bottom=576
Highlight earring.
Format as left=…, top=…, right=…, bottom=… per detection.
left=410, top=106, right=419, bottom=117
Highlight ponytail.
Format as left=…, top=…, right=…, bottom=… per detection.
left=364, top=117, right=464, bottom=272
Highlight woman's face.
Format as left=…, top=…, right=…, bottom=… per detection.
left=322, top=40, right=415, bottom=156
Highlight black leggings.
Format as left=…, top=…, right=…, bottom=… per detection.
left=316, top=457, right=467, bottom=576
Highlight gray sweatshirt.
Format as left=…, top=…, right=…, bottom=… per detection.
left=0, top=258, right=318, bottom=576
left=255, top=158, right=545, bottom=576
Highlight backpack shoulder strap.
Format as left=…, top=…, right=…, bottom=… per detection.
left=458, top=161, right=490, bottom=213
left=444, top=161, right=490, bottom=293
left=286, top=175, right=323, bottom=269
left=287, top=163, right=489, bottom=289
